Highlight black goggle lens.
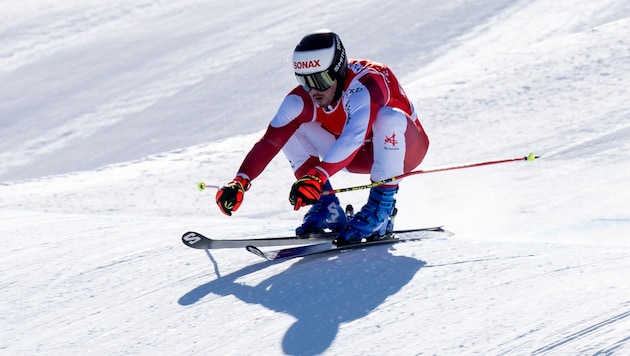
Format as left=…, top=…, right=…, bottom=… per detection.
left=295, top=70, right=336, bottom=91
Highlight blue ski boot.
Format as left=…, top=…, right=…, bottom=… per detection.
left=295, top=181, right=347, bottom=236
left=333, top=185, right=398, bottom=246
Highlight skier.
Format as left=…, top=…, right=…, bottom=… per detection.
left=215, top=29, right=429, bottom=246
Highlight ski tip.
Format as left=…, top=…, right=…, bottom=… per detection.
left=246, top=245, right=272, bottom=260
left=245, top=245, right=260, bottom=253
left=182, top=231, right=209, bottom=249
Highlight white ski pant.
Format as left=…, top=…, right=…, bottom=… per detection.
left=282, top=106, right=429, bottom=183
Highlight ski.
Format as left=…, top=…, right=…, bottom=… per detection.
left=246, top=226, right=451, bottom=261
left=181, top=230, right=337, bottom=250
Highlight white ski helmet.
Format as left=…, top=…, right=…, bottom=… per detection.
left=292, top=30, right=347, bottom=92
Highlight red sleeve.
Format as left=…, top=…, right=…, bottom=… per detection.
left=237, top=122, right=300, bottom=181
left=237, top=87, right=314, bottom=181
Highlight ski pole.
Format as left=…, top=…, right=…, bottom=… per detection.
left=197, top=153, right=538, bottom=194
left=321, top=153, right=539, bottom=195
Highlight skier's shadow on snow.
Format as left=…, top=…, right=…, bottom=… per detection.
left=179, top=245, right=426, bottom=355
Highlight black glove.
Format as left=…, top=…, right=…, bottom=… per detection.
left=216, top=176, right=251, bottom=216
left=289, top=168, right=327, bottom=210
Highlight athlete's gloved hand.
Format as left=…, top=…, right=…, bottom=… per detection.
left=289, top=168, right=327, bottom=210
left=216, top=176, right=251, bottom=216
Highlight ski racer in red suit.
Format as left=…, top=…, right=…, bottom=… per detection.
left=216, top=29, right=429, bottom=246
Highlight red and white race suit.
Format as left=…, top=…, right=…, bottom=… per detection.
left=235, top=59, right=429, bottom=184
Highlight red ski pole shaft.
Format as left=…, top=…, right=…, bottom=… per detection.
left=321, top=153, right=539, bottom=195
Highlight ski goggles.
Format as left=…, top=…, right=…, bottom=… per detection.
left=295, top=70, right=336, bottom=92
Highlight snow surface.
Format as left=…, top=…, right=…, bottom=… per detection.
left=1, top=0, right=630, bottom=355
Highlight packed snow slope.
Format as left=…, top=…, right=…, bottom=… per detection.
left=1, top=0, right=630, bottom=355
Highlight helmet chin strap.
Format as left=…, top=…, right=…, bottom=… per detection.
left=332, top=75, right=345, bottom=102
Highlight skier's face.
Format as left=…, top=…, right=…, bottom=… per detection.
left=308, top=80, right=337, bottom=107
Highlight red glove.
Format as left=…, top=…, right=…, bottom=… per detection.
left=216, top=176, right=251, bottom=216
left=289, top=168, right=327, bottom=210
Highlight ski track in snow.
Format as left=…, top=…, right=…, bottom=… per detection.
left=1, top=0, right=630, bottom=355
